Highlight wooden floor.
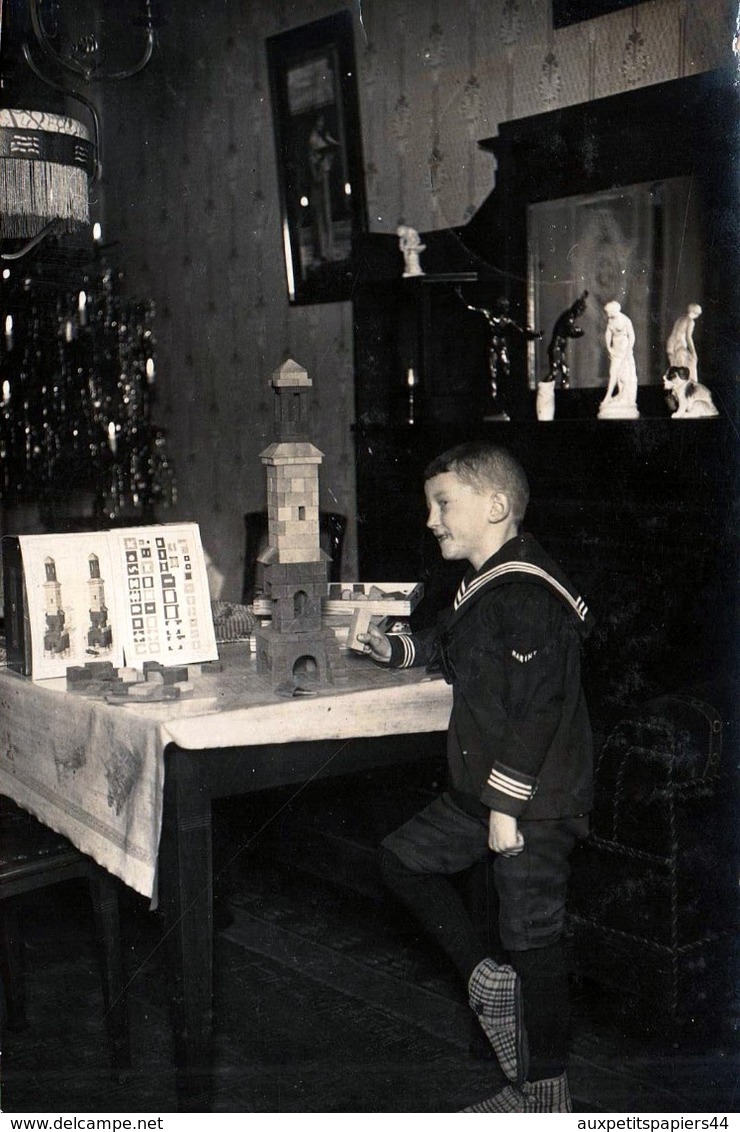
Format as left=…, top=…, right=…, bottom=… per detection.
left=2, top=784, right=738, bottom=1114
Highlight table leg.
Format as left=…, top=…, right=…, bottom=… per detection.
left=88, top=866, right=131, bottom=1074
left=159, top=747, right=214, bottom=1111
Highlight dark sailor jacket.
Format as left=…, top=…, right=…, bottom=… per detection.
left=386, top=533, right=595, bottom=821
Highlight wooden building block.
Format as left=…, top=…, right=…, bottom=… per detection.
left=348, top=607, right=375, bottom=652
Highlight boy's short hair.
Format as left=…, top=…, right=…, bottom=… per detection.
left=424, top=442, right=530, bottom=523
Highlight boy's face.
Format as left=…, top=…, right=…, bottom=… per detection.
left=424, top=471, right=501, bottom=570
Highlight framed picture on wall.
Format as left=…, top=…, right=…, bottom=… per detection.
left=266, top=11, right=368, bottom=305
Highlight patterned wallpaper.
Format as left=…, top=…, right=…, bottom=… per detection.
left=97, top=0, right=733, bottom=599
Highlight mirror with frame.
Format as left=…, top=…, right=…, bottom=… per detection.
left=527, top=176, right=701, bottom=389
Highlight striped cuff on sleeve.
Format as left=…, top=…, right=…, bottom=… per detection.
left=482, top=761, right=537, bottom=816
left=388, top=633, right=417, bottom=668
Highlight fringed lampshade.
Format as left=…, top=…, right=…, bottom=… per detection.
left=0, top=108, right=95, bottom=239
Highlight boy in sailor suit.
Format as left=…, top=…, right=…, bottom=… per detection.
left=358, top=442, right=593, bottom=1113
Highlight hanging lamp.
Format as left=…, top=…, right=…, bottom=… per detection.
left=0, top=105, right=94, bottom=243
left=0, top=0, right=159, bottom=259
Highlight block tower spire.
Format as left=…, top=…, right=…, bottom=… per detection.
left=254, top=360, right=346, bottom=686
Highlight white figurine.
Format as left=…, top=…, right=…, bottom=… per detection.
left=666, top=303, right=702, bottom=384
left=397, top=225, right=426, bottom=277
left=598, top=300, right=640, bottom=419
left=662, top=365, right=719, bottom=418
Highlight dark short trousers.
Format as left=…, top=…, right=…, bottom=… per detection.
left=381, top=791, right=589, bottom=952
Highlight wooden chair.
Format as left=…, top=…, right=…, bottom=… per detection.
left=0, top=796, right=130, bottom=1072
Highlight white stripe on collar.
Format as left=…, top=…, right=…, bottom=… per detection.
left=454, top=561, right=589, bottom=621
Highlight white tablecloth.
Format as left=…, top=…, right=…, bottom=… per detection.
left=0, top=647, right=452, bottom=902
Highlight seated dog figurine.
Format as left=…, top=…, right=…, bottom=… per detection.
left=662, top=366, right=719, bottom=418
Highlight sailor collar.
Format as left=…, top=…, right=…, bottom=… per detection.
left=451, top=538, right=590, bottom=626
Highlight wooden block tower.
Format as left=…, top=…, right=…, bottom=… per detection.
left=254, top=359, right=347, bottom=686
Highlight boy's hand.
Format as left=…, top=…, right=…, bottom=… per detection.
left=488, top=810, right=525, bottom=856
left=356, top=624, right=392, bottom=663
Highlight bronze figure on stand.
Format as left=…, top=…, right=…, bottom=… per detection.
left=545, top=290, right=589, bottom=389
left=457, top=288, right=541, bottom=420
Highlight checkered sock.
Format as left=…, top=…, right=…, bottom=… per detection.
left=468, top=957, right=529, bottom=1085
left=523, top=1072, right=572, bottom=1112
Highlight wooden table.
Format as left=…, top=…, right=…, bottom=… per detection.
left=0, top=646, right=452, bottom=1108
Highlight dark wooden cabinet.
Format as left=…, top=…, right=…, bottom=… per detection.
left=471, top=67, right=739, bottom=385
left=353, top=232, right=505, bottom=429
left=354, top=67, right=739, bottom=431
left=351, top=69, right=738, bottom=723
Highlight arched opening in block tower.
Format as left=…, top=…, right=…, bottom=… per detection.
left=293, top=655, right=319, bottom=681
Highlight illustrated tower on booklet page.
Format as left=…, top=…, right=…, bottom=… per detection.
left=254, top=359, right=347, bottom=687
left=43, top=556, right=70, bottom=655
left=87, top=553, right=113, bottom=649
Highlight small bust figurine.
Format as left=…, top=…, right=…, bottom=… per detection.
left=666, top=303, right=702, bottom=384
left=397, top=226, right=426, bottom=277
left=598, top=300, right=639, bottom=419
